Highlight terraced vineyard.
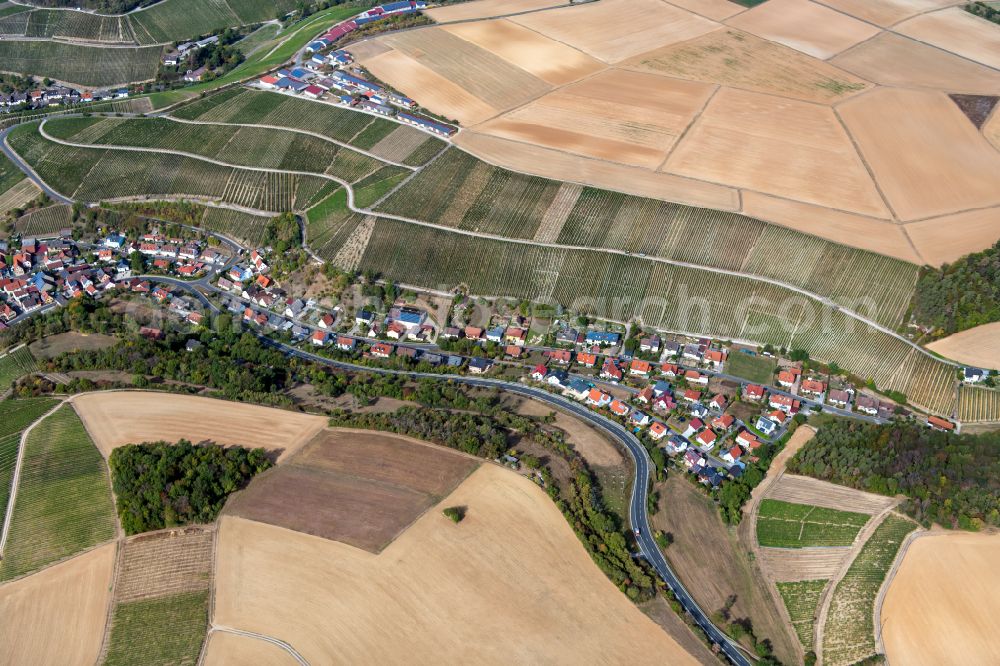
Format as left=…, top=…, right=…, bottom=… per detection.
left=14, top=204, right=72, bottom=238
left=0, top=398, right=59, bottom=530
left=102, top=527, right=214, bottom=665
left=44, top=116, right=386, bottom=184
left=305, top=188, right=368, bottom=260
left=200, top=206, right=273, bottom=246
left=0, top=41, right=162, bottom=87
left=0, top=404, right=116, bottom=582
left=378, top=148, right=919, bottom=329
left=0, top=345, right=38, bottom=389
left=958, top=384, right=1000, bottom=422
left=757, top=499, right=869, bottom=548
left=9, top=123, right=331, bottom=214
left=777, top=580, right=826, bottom=651
left=172, top=88, right=444, bottom=166
left=821, top=514, right=917, bottom=666
left=0, top=0, right=301, bottom=44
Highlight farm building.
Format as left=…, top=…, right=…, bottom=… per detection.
left=397, top=112, right=457, bottom=137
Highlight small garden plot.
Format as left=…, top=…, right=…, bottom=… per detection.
left=757, top=499, right=870, bottom=548
left=726, top=351, right=776, bottom=385
left=0, top=346, right=38, bottom=389
left=0, top=404, right=115, bottom=582
left=822, top=514, right=917, bottom=666
left=777, top=579, right=826, bottom=651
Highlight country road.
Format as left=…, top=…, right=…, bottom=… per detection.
left=13, top=116, right=955, bottom=371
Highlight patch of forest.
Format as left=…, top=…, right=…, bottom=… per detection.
left=912, top=240, right=1000, bottom=338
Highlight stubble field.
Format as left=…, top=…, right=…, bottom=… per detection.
left=72, top=392, right=327, bottom=462
left=214, top=464, right=699, bottom=665
left=927, top=322, right=1000, bottom=369
left=725, top=0, right=879, bottom=59
left=880, top=531, right=1000, bottom=666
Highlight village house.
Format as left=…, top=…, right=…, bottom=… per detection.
left=586, top=388, right=612, bottom=408
left=609, top=399, right=630, bottom=417
left=336, top=336, right=356, bottom=351
left=639, top=335, right=661, bottom=353
left=709, top=394, right=727, bottom=411
left=563, top=378, right=592, bottom=401
left=704, top=349, right=727, bottom=369
left=649, top=421, right=668, bottom=441
left=682, top=389, right=702, bottom=403
left=964, top=367, right=986, bottom=384
left=629, top=359, right=652, bottom=377
left=371, top=342, right=393, bottom=358
left=545, top=349, right=572, bottom=365
left=712, top=414, right=734, bottom=431
left=927, top=415, right=956, bottom=432
left=577, top=352, right=597, bottom=368
left=855, top=395, right=880, bottom=415
left=755, top=415, right=778, bottom=437
left=744, top=384, right=765, bottom=401
left=636, top=387, right=654, bottom=404
left=736, top=430, right=758, bottom=449
left=801, top=379, right=827, bottom=396
left=468, top=357, right=493, bottom=374
left=828, top=389, right=851, bottom=408
left=722, top=445, right=743, bottom=464
left=662, top=364, right=680, bottom=377
left=777, top=369, right=800, bottom=388
left=684, top=370, right=708, bottom=385
left=601, top=358, right=623, bottom=381
left=769, top=393, right=800, bottom=414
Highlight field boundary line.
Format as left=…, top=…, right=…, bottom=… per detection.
left=208, top=626, right=310, bottom=666
left=30, top=121, right=964, bottom=372
left=871, top=525, right=925, bottom=662
left=0, top=397, right=67, bottom=558
left=95, top=538, right=125, bottom=664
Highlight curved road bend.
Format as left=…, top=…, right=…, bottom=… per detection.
left=27, top=120, right=951, bottom=368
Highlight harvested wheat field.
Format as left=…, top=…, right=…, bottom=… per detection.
left=815, top=0, right=958, bottom=26
left=767, top=475, right=897, bottom=515
left=896, top=7, right=1000, bottom=71
left=215, top=464, right=698, bottom=665
left=442, top=19, right=603, bottom=86
left=626, top=29, right=871, bottom=104
left=739, top=193, right=921, bottom=263
left=0, top=542, right=115, bottom=666
left=906, top=207, right=1000, bottom=266
left=881, top=531, right=1000, bottom=666
left=72, top=392, right=326, bottom=462
left=927, top=323, right=1000, bottom=369
left=665, top=0, right=746, bottom=21
left=224, top=429, right=478, bottom=552
left=425, top=0, right=565, bottom=22
left=455, top=131, right=740, bottom=210
left=379, top=28, right=551, bottom=110
left=832, top=33, right=1000, bottom=94
left=839, top=88, right=1000, bottom=221
left=359, top=49, right=498, bottom=125
left=983, top=108, right=1000, bottom=151
left=665, top=88, right=889, bottom=218
left=726, top=0, right=879, bottom=60
left=759, top=547, right=849, bottom=582
left=476, top=69, right=714, bottom=169
left=510, top=0, right=719, bottom=64
left=204, top=631, right=299, bottom=666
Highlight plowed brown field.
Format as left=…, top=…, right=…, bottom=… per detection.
left=215, top=464, right=699, bottom=665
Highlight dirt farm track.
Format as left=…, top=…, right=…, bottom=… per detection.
left=356, top=0, right=1000, bottom=265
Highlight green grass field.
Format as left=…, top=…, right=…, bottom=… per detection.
left=103, top=590, right=210, bottom=666
left=0, top=404, right=116, bottom=582
left=0, top=346, right=38, bottom=390
left=822, top=514, right=917, bottom=665
left=726, top=351, right=776, bottom=385
left=0, top=40, right=162, bottom=87
left=757, top=499, right=870, bottom=548
left=777, top=579, right=826, bottom=651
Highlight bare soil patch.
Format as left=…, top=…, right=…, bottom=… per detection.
left=442, top=19, right=603, bottom=86
left=204, top=631, right=299, bottom=666
left=815, top=0, right=958, bottom=26
left=359, top=48, right=498, bottom=125
left=224, top=429, right=478, bottom=552
left=28, top=331, right=118, bottom=360
left=726, top=0, right=879, bottom=59
left=767, top=475, right=897, bottom=515
left=215, top=465, right=698, bottom=665
left=665, top=87, right=889, bottom=218
left=838, top=87, right=1000, bottom=221
left=425, top=0, right=565, bottom=22
left=510, top=0, right=719, bottom=64
left=832, top=33, right=1000, bottom=94
left=741, top=192, right=921, bottom=262
left=651, top=476, right=800, bottom=664
left=0, top=543, right=115, bottom=666
left=896, top=7, right=1000, bottom=70
left=72, top=392, right=327, bottom=462
left=759, top=547, right=849, bottom=582
left=881, top=531, right=1000, bottom=666
left=904, top=207, right=1000, bottom=266
left=114, top=526, right=214, bottom=604
left=927, top=322, right=1000, bottom=369
left=515, top=397, right=623, bottom=466
left=627, top=29, right=871, bottom=104
left=477, top=69, right=714, bottom=169
left=454, top=130, right=740, bottom=210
